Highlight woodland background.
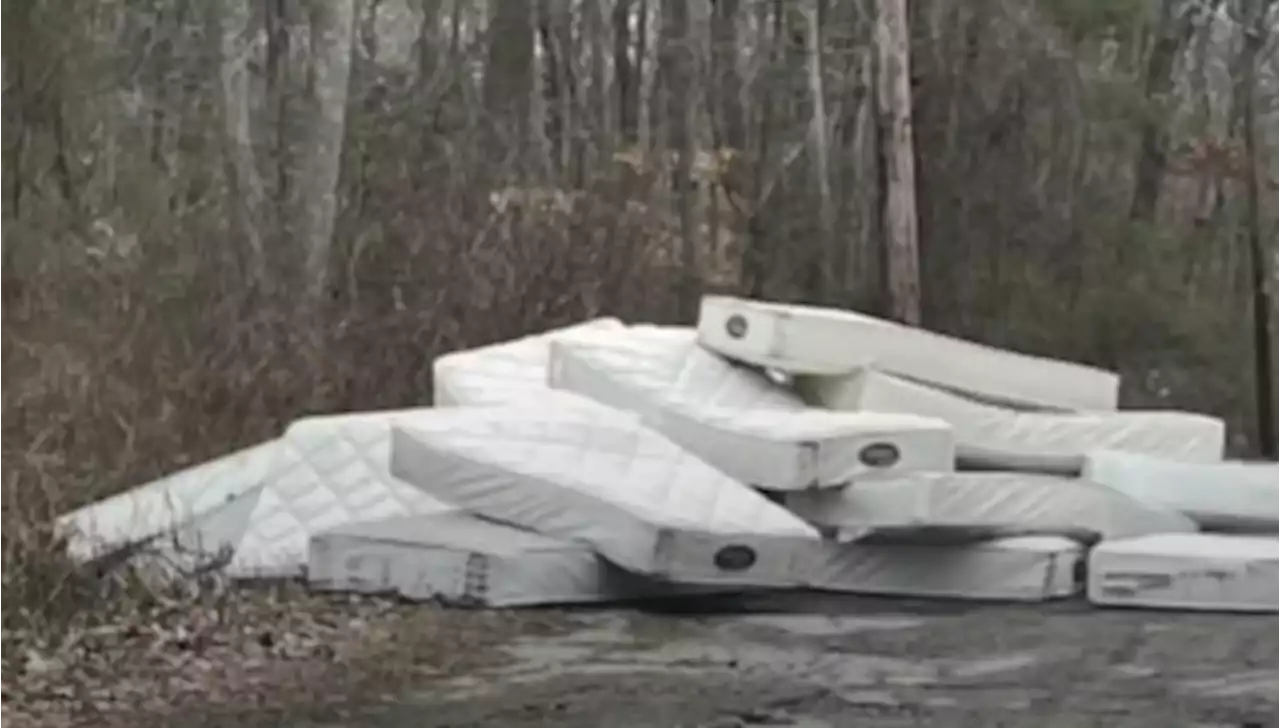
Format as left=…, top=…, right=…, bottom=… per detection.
left=2, top=0, right=1278, bottom=631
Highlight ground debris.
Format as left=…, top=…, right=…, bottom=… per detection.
left=1, top=585, right=555, bottom=728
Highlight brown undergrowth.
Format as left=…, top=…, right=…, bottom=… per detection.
left=1, top=180, right=686, bottom=725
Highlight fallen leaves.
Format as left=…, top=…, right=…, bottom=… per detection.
left=2, top=584, right=564, bottom=728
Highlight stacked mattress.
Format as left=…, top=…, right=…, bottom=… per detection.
left=809, top=536, right=1086, bottom=602
left=781, top=471, right=1198, bottom=543
left=308, top=512, right=716, bottom=607
left=1088, top=534, right=1278, bottom=613
left=695, top=295, right=1120, bottom=410
left=431, top=317, right=627, bottom=408
left=695, top=296, right=1273, bottom=613
left=388, top=405, right=822, bottom=587
left=545, top=335, right=956, bottom=490
left=797, top=369, right=1225, bottom=473
left=56, top=296, right=1277, bottom=614
left=1082, top=450, right=1278, bottom=533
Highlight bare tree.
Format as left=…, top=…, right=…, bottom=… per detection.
left=803, top=0, right=835, bottom=300
left=1236, top=0, right=1279, bottom=458
left=875, top=0, right=921, bottom=324
left=659, top=0, right=700, bottom=316
left=296, top=0, right=355, bottom=302
left=1127, top=0, right=1199, bottom=232
left=485, top=0, right=535, bottom=146
left=217, top=0, right=267, bottom=284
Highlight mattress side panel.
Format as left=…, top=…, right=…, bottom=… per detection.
left=653, top=528, right=817, bottom=587
left=306, top=535, right=474, bottom=603
left=808, top=539, right=1081, bottom=602
left=696, top=296, right=791, bottom=370
left=1088, top=547, right=1279, bottom=613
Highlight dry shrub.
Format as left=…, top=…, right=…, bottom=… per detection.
left=0, top=174, right=689, bottom=638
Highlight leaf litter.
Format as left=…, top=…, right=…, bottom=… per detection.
left=2, top=582, right=574, bottom=728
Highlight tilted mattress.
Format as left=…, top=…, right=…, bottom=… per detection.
left=308, top=513, right=717, bottom=607
left=431, top=318, right=626, bottom=407
left=808, top=536, right=1085, bottom=602
left=1082, top=450, right=1278, bottom=533
left=783, top=471, right=1197, bottom=543
left=800, top=369, right=1225, bottom=474
left=132, top=484, right=268, bottom=581
left=224, top=408, right=458, bottom=577
left=55, top=442, right=279, bottom=564
left=389, top=406, right=822, bottom=587
left=696, top=295, right=1119, bottom=411
left=547, top=336, right=955, bottom=490
left=1088, top=534, right=1278, bottom=613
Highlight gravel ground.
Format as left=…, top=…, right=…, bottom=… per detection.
left=260, top=593, right=1277, bottom=728
left=9, top=591, right=1277, bottom=728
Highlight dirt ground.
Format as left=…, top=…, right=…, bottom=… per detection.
left=200, top=592, right=1275, bottom=728
left=6, top=590, right=1276, bottom=728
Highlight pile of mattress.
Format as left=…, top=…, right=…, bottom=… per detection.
left=56, top=295, right=1278, bottom=614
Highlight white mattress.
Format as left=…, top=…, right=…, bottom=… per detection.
left=697, top=295, right=1120, bottom=411
left=547, top=337, right=955, bottom=490
left=389, top=406, right=822, bottom=586
left=225, top=408, right=457, bottom=577
left=56, top=442, right=279, bottom=563
left=800, top=369, right=1225, bottom=473
left=308, top=513, right=714, bottom=607
left=1089, top=534, right=1279, bottom=613
left=783, top=472, right=1197, bottom=543
left=55, top=411, right=458, bottom=578
left=431, top=318, right=626, bottom=407
left=136, top=483, right=270, bottom=580
left=809, top=536, right=1085, bottom=602
left=1083, top=450, right=1278, bottom=533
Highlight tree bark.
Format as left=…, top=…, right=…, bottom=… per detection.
left=803, top=0, right=834, bottom=301
left=660, top=0, right=699, bottom=318
left=1127, top=0, right=1196, bottom=231
left=484, top=0, right=534, bottom=144
left=875, top=0, right=921, bottom=325
left=1238, top=4, right=1278, bottom=459
left=709, top=0, right=744, bottom=150
left=264, top=0, right=292, bottom=212
left=296, top=0, right=355, bottom=302
left=217, top=0, right=268, bottom=284
left=612, top=0, right=638, bottom=143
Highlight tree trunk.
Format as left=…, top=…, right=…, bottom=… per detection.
left=1238, top=4, right=1278, bottom=459
left=265, top=0, right=292, bottom=212
left=1127, top=0, right=1196, bottom=231
left=484, top=0, right=534, bottom=142
left=709, top=0, right=744, bottom=150
left=584, top=0, right=611, bottom=163
left=661, top=0, right=699, bottom=318
left=875, top=0, right=921, bottom=325
left=217, top=0, right=268, bottom=284
left=613, top=0, right=638, bottom=143
left=296, top=0, right=355, bottom=303
left=803, top=0, right=834, bottom=301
